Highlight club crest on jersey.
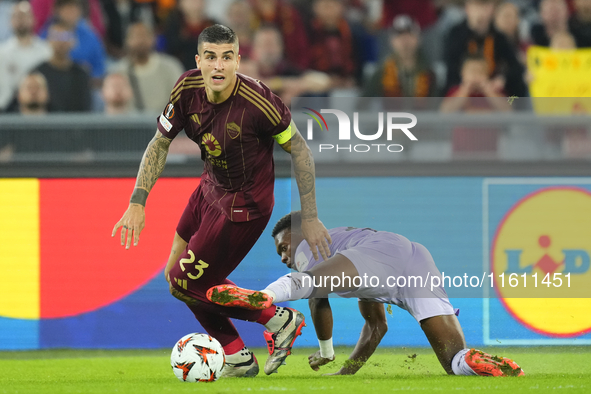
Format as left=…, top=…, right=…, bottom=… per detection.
left=295, top=251, right=310, bottom=272
left=226, top=122, right=241, bottom=139
left=165, top=103, right=175, bottom=119
left=202, top=133, right=222, bottom=157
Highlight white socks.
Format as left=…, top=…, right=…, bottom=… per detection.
left=263, top=272, right=314, bottom=303
left=451, top=348, right=478, bottom=376
left=225, top=346, right=253, bottom=361
left=263, top=306, right=290, bottom=332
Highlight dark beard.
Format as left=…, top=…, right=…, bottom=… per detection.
left=14, top=27, right=30, bottom=38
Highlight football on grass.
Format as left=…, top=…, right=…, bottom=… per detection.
left=170, top=333, right=225, bottom=382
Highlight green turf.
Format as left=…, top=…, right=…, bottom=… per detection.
left=0, top=347, right=589, bottom=393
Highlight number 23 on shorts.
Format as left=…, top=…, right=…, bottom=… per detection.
left=179, top=250, right=209, bottom=280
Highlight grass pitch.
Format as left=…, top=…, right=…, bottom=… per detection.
left=0, top=347, right=589, bottom=393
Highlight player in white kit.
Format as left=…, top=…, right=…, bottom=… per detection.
left=207, top=211, right=525, bottom=377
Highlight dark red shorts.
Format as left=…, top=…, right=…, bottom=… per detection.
left=169, top=184, right=271, bottom=301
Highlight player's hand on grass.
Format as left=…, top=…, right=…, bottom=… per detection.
left=308, top=350, right=335, bottom=371
left=301, top=218, right=332, bottom=261
left=322, top=368, right=355, bottom=376
left=112, top=203, right=145, bottom=249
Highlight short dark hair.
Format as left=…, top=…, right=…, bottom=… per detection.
left=271, top=211, right=302, bottom=238
left=197, top=24, right=238, bottom=54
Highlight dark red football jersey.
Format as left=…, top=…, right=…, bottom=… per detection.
left=157, top=69, right=292, bottom=222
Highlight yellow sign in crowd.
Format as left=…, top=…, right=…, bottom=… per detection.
left=527, top=46, right=591, bottom=114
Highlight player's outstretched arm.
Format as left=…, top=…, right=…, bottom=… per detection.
left=308, top=298, right=336, bottom=371
left=280, top=121, right=332, bottom=261
left=326, top=301, right=388, bottom=376
left=112, top=130, right=172, bottom=249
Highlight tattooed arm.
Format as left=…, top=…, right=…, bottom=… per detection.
left=280, top=121, right=332, bottom=260
left=112, top=130, right=172, bottom=249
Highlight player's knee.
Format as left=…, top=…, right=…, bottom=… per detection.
left=376, top=320, right=388, bottom=338
left=368, top=319, right=388, bottom=340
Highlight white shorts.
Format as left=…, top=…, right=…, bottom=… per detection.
left=336, top=232, right=455, bottom=322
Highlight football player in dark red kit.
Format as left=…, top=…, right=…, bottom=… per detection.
left=112, top=24, right=332, bottom=378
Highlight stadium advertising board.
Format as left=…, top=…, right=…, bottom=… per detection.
left=2, top=177, right=590, bottom=349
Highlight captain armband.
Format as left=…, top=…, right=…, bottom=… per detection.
left=272, top=125, right=293, bottom=145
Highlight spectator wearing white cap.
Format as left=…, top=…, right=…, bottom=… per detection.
left=363, top=15, right=436, bottom=97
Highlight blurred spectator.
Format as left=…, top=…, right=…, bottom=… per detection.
left=250, top=25, right=330, bottom=104
left=2, top=72, right=49, bottom=161
left=226, top=0, right=256, bottom=59
left=444, top=0, right=528, bottom=98
left=0, top=0, right=13, bottom=42
left=380, top=0, right=439, bottom=30
left=18, top=72, right=49, bottom=115
left=206, top=0, right=236, bottom=22
left=0, top=1, right=52, bottom=111
left=307, top=0, right=368, bottom=89
left=550, top=29, right=578, bottom=48
left=101, top=0, right=157, bottom=59
left=441, top=55, right=512, bottom=112
left=363, top=15, right=436, bottom=97
left=110, top=22, right=185, bottom=112
left=495, top=2, right=528, bottom=61
left=570, top=0, right=591, bottom=46
left=441, top=55, right=511, bottom=159
left=39, top=0, right=106, bottom=81
left=102, top=72, right=134, bottom=115
left=250, top=0, right=309, bottom=69
left=163, top=0, right=217, bottom=70
left=31, top=0, right=105, bottom=38
left=34, top=21, right=92, bottom=112
left=530, top=0, right=570, bottom=46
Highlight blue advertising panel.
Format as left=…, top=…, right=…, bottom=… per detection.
left=2, top=177, right=590, bottom=350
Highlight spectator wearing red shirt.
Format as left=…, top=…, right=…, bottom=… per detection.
left=163, top=0, right=217, bottom=70
left=441, top=55, right=511, bottom=112
left=249, top=25, right=330, bottom=105
left=250, top=0, right=309, bottom=69
left=381, top=0, right=438, bottom=30
left=307, top=0, right=368, bottom=89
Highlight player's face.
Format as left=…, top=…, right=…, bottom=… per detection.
left=196, top=42, right=240, bottom=95
left=275, top=229, right=293, bottom=268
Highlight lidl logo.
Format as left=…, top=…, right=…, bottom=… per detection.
left=492, top=187, right=591, bottom=337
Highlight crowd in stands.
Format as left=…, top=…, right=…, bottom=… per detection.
left=0, top=0, right=590, bottom=116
